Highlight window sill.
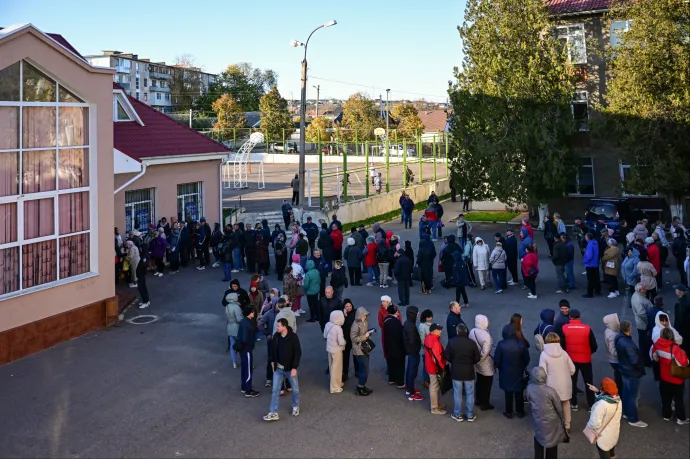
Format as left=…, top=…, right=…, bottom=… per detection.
left=0, top=272, right=100, bottom=302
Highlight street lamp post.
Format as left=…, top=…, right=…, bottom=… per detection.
left=292, top=20, right=337, bottom=211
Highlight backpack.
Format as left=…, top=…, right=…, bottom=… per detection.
left=376, top=245, right=388, bottom=263
left=534, top=322, right=554, bottom=352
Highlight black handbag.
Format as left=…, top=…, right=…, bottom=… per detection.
left=412, top=266, right=421, bottom=281
left=232, top=340, right=244, bottom=352
left=361, top=338, right=376, bottom=356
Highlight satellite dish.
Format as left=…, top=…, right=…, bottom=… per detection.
left=374, top=128, right=385, bottom=136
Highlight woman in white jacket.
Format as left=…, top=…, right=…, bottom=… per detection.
left=539, top=332, right=576, bottom=435
left=470, top=314, right=495, bottom=411
left=586, top=378, right=622, bottom=459
left=324, top=310, right=346, bottom=393
left=472, top=237, right=491, bottom=289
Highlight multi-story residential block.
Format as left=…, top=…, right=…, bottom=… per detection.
left=85, top=51, right=214, bottom=113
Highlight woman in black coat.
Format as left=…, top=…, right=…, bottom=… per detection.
left=255, top=233, right=270, bottom=275
left=417, top=233, right=436, bottom=292
left=318, top=229, right=334, bottom=268
left=341, top=299, right=359, bottom=381
left=274, top=233, right=287, bottom=280
left=494, top=324, right=531, bottom=418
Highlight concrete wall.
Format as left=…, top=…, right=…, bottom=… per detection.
left=114, top=159, right=222, bottom=229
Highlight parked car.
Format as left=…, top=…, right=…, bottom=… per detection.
left=377, top=144, right=416, bottom=157
left=584, top=197, right=648, bottom=238
left=272, top=142, right=300, bottom=153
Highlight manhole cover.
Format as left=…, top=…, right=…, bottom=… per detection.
left=126, top=315, right=160, bottom=325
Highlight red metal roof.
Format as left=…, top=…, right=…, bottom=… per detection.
left=46, top=33, right=86, bottom=61
left=113, top=86, right=230, bottom=161
left=547, top=0, right=612, bottom=15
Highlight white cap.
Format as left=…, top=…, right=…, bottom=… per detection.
left=381, top=295, right=392, bottom=303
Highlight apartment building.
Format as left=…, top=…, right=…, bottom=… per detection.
left=85, top=51, right=215, bottom=113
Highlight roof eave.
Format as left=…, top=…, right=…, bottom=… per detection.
left=550, top=8, right=610, bottom=18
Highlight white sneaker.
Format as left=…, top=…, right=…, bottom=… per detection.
left=292, top=407, right=300, bottom=416
left=263, top=412, right=279, bottom=422
left=507, top=281, right=516, bottom=286
left=677, top=418, right=690, bottom=425
left=298, top=309, right=306, bottom=314
left=527, top=293, right=538, bottom=299
left=138, top=302, right=150, bottom=309
left=129, top=283, right=138, bottom=288
left=582, top=271, right=587, bottom=275
left=615, top=291, right=620, bottom=297
left=628, top=420, right=648, bottom=428
left=196, top=266, right=205, bottom=271
left=607, top=292, right=617, bottom=298
left=294, top=311, right=301, bottom=317
left=212, top=262, right=220, bottom=268
left=157, top=272, right=164, bottom=277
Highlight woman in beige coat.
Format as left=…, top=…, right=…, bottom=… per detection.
left=539, top=332, right=575, bottom=435
left=601, top=239, right=621, bottom=298
left=324, top=310, right=346, bottom=393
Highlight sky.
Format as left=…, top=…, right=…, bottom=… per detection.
left=2, top=0, right=467, bottom=102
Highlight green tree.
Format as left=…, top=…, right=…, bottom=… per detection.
left=212, top=94, right=246, bottom=137
left=391, top=103, right=426, bottom=139
left=306, top=116, right=332, bottom=142
left=338, top=93, right=384, bottom=141
left=170, top=54, right=202, bottom=112
left=448, top=0, right=577, bottom=205
left=599, top=0, right=690, bottom=218
left=193, top=63, right=279, bottom=112
left=259, top=87, right=293, bottom=141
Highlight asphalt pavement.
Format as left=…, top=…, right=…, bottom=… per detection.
left=0, top=201, right=688, bottom=458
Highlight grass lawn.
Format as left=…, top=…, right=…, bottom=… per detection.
left=461, top=211, right=520, bottom=222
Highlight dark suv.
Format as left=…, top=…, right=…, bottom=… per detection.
left=584, top=198, right=648, bottom=238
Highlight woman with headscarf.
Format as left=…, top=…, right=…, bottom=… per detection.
left=602, top=238, right=621, bottom=298
left=225, top=292, right=244, bottom=369
left=274, top=233, right=287, bottom=281
left=586, top=378, right=622, bottom=459
left=470, top=314, right=495, bottom=411
left=124, top=240, right=140, bottom=287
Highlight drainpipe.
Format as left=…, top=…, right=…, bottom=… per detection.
left=220, top=159, right=228, bottom=226
left=114, top=163, right=147, bottom=194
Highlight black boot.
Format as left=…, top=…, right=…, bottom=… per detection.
left=356, top=386, right=370, bottom=396
left=362, top=386, right=374, bottom=394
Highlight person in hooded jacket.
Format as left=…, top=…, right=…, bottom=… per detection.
left=539, top=332, right=575, bottom=436
left=417, top=233, right=437, bottom=293
left=652, top=327, right=689, bottom=425
left=363, top=236, right=380, bottom=286
left=383, top=305, right=406, bottom=388
left=351, top=307, right=374, bottom=396
left=445, top=323, right=480, bottom=422
left=344, top=237, right=363, bottom=286
left=341, top=299, right=359, bottom=382
left=302, top=260, right=321, bottom=323
left=553, top=300, right=570, bottom=341
left=472, top=237, right=491, bottom=290
left=225, top=292, right=244, bottom=369
left=621, top=246, right=640, bottom=299
left=526, top=366, right=567, bottom=459
left=271, top=224, right=285, bottom=249
left=489, top=241, right=508, bottom=293
left=317, top=229, right=334, bottom=270
left=586, top=378, right=622, bottom=459
left=242, top=224, right=257, bottom=274
left=534, top=309, right=556, bottom=353
left=602, top=313, right=623, bottom=393
left=393, top=248, right=413, bottom=306
left=223, top=279, right=250, bottom=308
left=522, top=244, right=539, bottom=299
left=324, top=310, right=347, bottom=393
left=470, top=314, right=495, bottom=411
left=452, top=251, right=471, bottom=307
left=150, top=228, right=167, bottom=276
left=495, top=324, right=530, bottom=418
left=402, top=306, right=423, bottom=401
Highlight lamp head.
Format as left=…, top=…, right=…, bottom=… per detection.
left=324, top=20, right=337, bottom=27
left=291, top=40, right=304, bottom=47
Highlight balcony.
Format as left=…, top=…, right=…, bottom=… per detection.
left=150, top=70, right=170, bottom=79
left=150, top=85, right=170, bottom=92
left=115, top=65, right=131, bottom=74
left=116, top=81, right=130, bottom=90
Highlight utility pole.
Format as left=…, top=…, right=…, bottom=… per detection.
left=189, top=108, right=193, bottom=128
left=313, top=85, right=320, bottom=117
left=385, top=89, right=390, bottom=141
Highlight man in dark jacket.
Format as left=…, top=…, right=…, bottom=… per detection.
left=223, top=279, right=250, bottom=308
left=674, top=285, right=690, bottom=353
left=231, top=224, right=244, bottom=271
left=264, top=318, right=301, bottom=420
left=383, top=305, right=406, bottom=388
left=220, top=226, right=235, bottom=282
left=317, top=229, right=334, bottom=270
left=330, top=259, right=348, bottom=300
left=446, top=301, right=466, bottom=340
left=441, top=235, right=461, bottom=283
left=554, top=299, right=570, bottom=341
left=280, top=200, right=293, bottom=230
left=302, top=216, right=319, bottom=254
left=504, top=228, right=519, bottom=285
left=561, top=309, right=598, bottom=410
left=319, top=286, right=341, bottom=332
left=417, top=233, right=437, bottom=292
left=401, top=194, right=415, bottom=229
left=402, top=306, right=423, bottom=400
left=238, top=307, right=259, bottom=397
left=562, top=233, right=577, bottom=290
left=331, top=214, right=343, bottom=232
left=444, top=323, right=480, bottom=421
left=552, top=235, right=569, bottom=293
left=349, top=227, right=364, bottom=250
left=243, top=224, right=257, bottom=273
left=196, top=217, right=212, bottom=270
left=393, top=249, right=413, bottom=306
left=615, top=320, right=647, bottom=427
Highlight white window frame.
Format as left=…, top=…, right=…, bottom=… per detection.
left=611, top=19, right=632, bottom=48
left=619, top=162, right=658, bottom=197
left=125, top=189, right=156, bottom=233
left=0, top=60, right=97, bottom=300
left=568, top=156, right=595, bottom=197
left=177, top=182, right=204, bottom=222
left=556, top=23, right=587, bottom=65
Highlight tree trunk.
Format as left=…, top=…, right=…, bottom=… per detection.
left=537, top=203, right=549, bottom=230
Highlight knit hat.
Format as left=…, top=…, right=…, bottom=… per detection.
left=600, top=377, right=618, bottom=396
left=347, top=237, right=355, bottom=246
left=494, top=232, right=502, bottom=238
left=292, top=253, right=300, bottom=262
left=381, top=295, right=392, bottom=303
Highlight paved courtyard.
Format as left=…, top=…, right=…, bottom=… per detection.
left=0, top=202, right=688, bottom=458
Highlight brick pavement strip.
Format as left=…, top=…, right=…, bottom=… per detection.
left=0, top=202, right=687, bottom=458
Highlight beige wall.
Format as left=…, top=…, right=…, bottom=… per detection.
left=114, top=159, right=222, bottom=229
left=0, top=29, right=115, bottom=333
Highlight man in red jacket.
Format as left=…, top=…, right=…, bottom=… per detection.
left=330, top=224, right=343, bottom=262
left=561, top=309, right=598, bottom=411
left=424, top=323, right=447, bottom=415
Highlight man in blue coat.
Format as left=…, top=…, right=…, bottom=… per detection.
left=446, top=301, right=466, bottom=340
left=504, top=228, right=519, bottom=286
left=582, top=233, right=601, bottom=298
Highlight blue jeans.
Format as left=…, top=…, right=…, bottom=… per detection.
left=422, top=354, right=429, bottom=383
left=228, top=336, right=238, bottom=366
left=565, top=260, right=576, bottom=288
left=453, top=380, right=476, bottom=417
left=491, top=268, right=506, bottom=291
left=403, top=210, right=412, bottom=227
left=367, top=265, right=380, bottom=283
left=222, top=262, right=231, bottom=281
left=555, top=265, right=567, bottom=291
left=621, top=376, right=641, bottom=422
left=406, top=354, right=420, bottom=393
left=232, top=247, right=243, bottom=270
left=355, top=355, right=369, bottom=387
left=300, top=255, right=308, bottom=270
left=269, top=368, right=300, bottom=413
left=430, top=221, right=438, bottom=239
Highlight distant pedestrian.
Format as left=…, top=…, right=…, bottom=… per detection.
left=290, top=175, right=299, bottom=205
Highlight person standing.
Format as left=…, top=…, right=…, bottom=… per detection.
left=263, top=318, right=301, bottom=420
left=586, top=378, right=622, bottom=459
left=489, top=241, right=507, bottom=294
left=543, top=215, right=557, bottom=258
left=302, top=260, right=321, bottom=323
left=602, top=313, right=623, bottom=391
left=621, top=247, right=640, bottom=299
left=344, top=238, right=363, bottom=286
left=402, top=194, right=415, bottom=229
left=225, top=292, right=244, bottom=369
left=351, top=307, right=374, bottom=396
left=446, top=301, right=466, bottom=341
left=652, top=327, right=689, bottom=425
left=150, top=228, right=167, bottom=277
left=341, top=299, right=358, bottom=383
left=615, top=320, right=648, bottom=428
left=582, top=233, right=601, bottom=298
left=472, top=237, right=490, bottom=290
left=445, top=323, right=480, bottom=422
left=320, top=286, right=342, bottom=332
left=631, top=283, right=653, bottom=366
left=290, top=174, right=299, bottom=205
left=393, top=247, right=413, bottom=306
left=495, top=323, right=530, bottom=418
left=455, top=214, right=472, bottom=248
left=671, top=228, right=688, bottom=285
left=552, top=235, right=568, bottom=294
left=504, top=228, right=519, bottom=285
left=324, top=310, right=346, bottom=394
left=238, top=307, right=260, bottom=397
left=403, top=306, right=424, bottom=401
left=424, top=205, right=439, bottom=241
left=196, top=217, right=211, bottom=270
left=561, top=309, right=597, bottom=411
left=383, top=305, right=406, bottom=388
left=424, top=323, right=447, bottom=415
left=522, top=244, right=539, bottom=299
left=243, top=224, right=257, bottom=274
left=674, top=284, right=690, bottom=353
left=526, top=366, right=567, bottom=459
left=167, top=224, right=181, bottom=274
left=602, top=239, right=621, bottom=298
left=330, top=260, right=348, bottom=301
left=560, top=233, right=576, bottom=291
left=135, top=247, right=149, bottom=309
left=539, top=333, right=575, bottom=438
left=124, top=241, right=140, bottom=288
left=470, top=314, right=495, bottom=411
left=417, top=233, right=437, bottom=293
